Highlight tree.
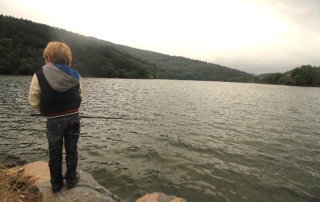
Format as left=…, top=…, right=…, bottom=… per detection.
left=291, top=65, right=318, bottom=86
left=277, top=76, right=292, bottom=85
left=17, top=64, right=33, bottom=74
left=263, top=73, right=286, bottom=84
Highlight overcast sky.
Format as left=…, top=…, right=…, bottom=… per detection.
left=1, top=0, right=319, bottom=74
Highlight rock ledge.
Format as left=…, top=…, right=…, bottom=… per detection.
left=1, top=153, right=187, bottom=202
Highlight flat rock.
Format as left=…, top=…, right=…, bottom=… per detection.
left=0, top=152, right=27, bottom=168
left=10, top=161, right=122, bottom=202
left=136, top=192, right=187, bottom=202
left=38, top=170, right=122, bottom=202
left=4, top=156, right=187, bottom=202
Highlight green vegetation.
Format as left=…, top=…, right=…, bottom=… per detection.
left=0, top=15, right=251, bottom=80
left=0, top=15, right=158, bottom=79
left=228, top=65, right=320, bottom=87
left=92, top=42, right=252, bottom=80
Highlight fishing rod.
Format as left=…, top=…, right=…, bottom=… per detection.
left=30, top=114, right=132, bottom=120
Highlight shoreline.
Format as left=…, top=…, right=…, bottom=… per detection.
left=1, top=152, right=187, bottom=202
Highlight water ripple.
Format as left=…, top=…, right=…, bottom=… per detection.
left=1, top=76, right=320, bottom=202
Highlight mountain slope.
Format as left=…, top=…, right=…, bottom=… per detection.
left=90, top=38, right=252, bottom=80
left=0, top=15, right=251, bottom=80
left=0, top=15, right=157, bottom=78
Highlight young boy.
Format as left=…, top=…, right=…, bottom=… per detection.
left=28, top=41, right=83, bottom=193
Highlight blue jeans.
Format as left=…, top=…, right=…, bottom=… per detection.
left=46, top=113, right=81, bottom=186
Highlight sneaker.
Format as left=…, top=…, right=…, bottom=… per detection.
left=67, top=172, right=79, bottom=189
left=52, top=183, right=63, bottom=193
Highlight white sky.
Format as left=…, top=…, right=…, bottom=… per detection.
left=1, top=0, right=320, bottom=74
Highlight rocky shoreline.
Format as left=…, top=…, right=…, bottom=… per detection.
left=0, top=153, right=187, bottom=202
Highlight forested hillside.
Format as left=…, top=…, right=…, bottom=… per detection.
left=0, top=15, right=157, bottom=78
left=0, top=15, right=251, bottom=80
left=92, top=40, right=252, bottom=80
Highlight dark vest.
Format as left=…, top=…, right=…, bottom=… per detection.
left=36, top=70, right=81, bottom=117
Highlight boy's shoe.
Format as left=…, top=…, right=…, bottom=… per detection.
left=52, top=183, right=63, bottom=193
left=67, top=172, right=79, bottom=189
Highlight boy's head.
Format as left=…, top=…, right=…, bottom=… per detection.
left=43, top=42, right=72, bottom=66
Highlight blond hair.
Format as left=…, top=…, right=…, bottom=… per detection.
left=43, top=42, right=72, bottom=66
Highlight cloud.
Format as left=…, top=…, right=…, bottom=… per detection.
left=247, top=0, right=320, bottom=32
left=197, top=0, right=320, bottom=73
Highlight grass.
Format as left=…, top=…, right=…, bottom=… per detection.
left=0, top=165, right=43, bottom=202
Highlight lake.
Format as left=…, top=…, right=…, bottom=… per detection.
left=0, top=76, right=320, bottom=202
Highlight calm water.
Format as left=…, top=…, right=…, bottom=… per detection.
left=1, top=76, right=320, bottom=202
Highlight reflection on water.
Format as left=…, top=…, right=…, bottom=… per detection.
left=1, top=76, right=320, bottom=202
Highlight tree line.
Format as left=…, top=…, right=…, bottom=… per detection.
left=0, top=15, right=252, bottom=81
left=228, top=65, right=320, bottom=87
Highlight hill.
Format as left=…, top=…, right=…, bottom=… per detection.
left=0, top=15, right=157, bottom=78
left=258, top=67, right=320, bottom=77
left=90, top=38, right=252, bottom=80
left=0, top=15, right=251, bottom=80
